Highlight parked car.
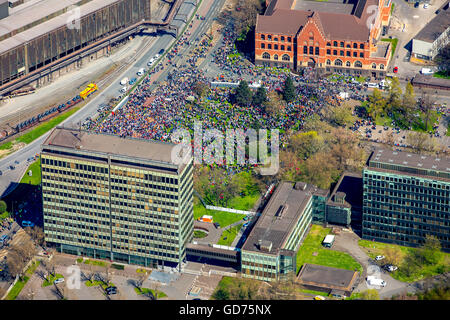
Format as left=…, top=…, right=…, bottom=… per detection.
left=243, top=222, right=250, bottom=228
left=0, top=170, right=2, bottom=176
left=214, top=222, right=220, bottom=229
left=384, top=264, right=398, bottom=272
left=54, top=277, right=64, bottom=284
left=129, top=78, right=137, bottom=85
left=158, top=49, right=164, bottom=55
left=106, top=286, right=117, bottom=295
left=22, top=220, right=34, bottom=227
left=423, top=3, right=429, bottom=8
left=137, top=68, right=145, bottom=76
left=375, top=255, right=385, bottom=261
left=393, top=66, right=398, bottom=73
left=314, top=295, right=326, bottom=300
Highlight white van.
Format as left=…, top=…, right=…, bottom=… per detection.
left=367, top=82, right=378, bottom=88
left=366, top=276, right=386, bottom=287
left=137, top=68, right=145, bottom=76
left=120, top=77, right=129, bottom=85
left=420, top=68, right=434, bottom=75
left=119, top=86, right=127, bottom=93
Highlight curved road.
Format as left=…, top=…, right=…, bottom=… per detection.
left=0, top=0, right=226, bottom=197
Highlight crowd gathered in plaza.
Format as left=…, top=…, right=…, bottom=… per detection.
left=82, top=20, right=448, bottom=167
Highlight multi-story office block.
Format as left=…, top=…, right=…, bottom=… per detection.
left=362, top=149, right=450, bottom=251
left=241, top=181, right=323, bottom=282
left=41, top=127, right=194, bottom=268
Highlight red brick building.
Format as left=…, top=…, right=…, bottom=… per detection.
left=255, top=0, right=393, bottom=78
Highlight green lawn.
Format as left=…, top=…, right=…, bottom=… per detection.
left=359, top=240, right=450, bottom=282
left=194, top=230, right=208, bottom=238
left=134, top=287, right=167, bottom=299
left=217, top=223, right=243, bottom=246
left=381, top=38, right=398, bottom=56
left=296, top=225, right=362, bottom=274
left=83, top=259, right=108, bottom=267
left=446, top=123, right=450, bottom=137
left=194, top=202, right=246, bottom=228
left=297, top=288, right=329, bottom=297
left=85, top=280, right=115, bottom=290
left=0, top=141, right=12, bottom=150
left=20, top=159, right=41, bottom=185
left=42, top=273, right=64, bottom=287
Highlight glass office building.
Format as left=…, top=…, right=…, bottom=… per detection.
left=241, top=182, right=319, bottom=281
left=41, top=127, right=194, bottom=269
left=362, top=149, right=450, bottom=251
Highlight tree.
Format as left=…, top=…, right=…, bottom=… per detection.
left=359, top=289, right=380, bottom=300
left=406, top=131, right=439, bottom=153
left=264, top=91, right=285, bottom=117
left=290, top=131, right=324, bottom=159
left=419, top=235, right=443, bottom=265
left=213, top=288, right=230, bottom=300
left=252, top=86, right=267, bottom=106
left=401, top=82, right=417, bottom=127
left=384, top=247, right=403, bottom=267
left=367, top=88, right=386, bottom=120
left=301, top=152, right=339, bottom=189
left=192, top=81, right=209, bottom=98
left=387, top=77, right=402, bottom=113
left=24, top=226, right=45, bottom=247
left=417, top=92, right=436, bottom=132
left=231, top=0, right=263, bottom=36
left=0, top=200, right=6, bottom=214
left=433, top=43, right=450, bottom=77
left=326, top=103, right=355, bottom=127
left=282, top=76, right=296, bottom=103
left=234, top=80, right=253, bottom=107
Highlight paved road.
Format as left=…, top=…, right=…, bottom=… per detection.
left=0, top=0, right=201, bottom=197
left=333, top=230, right=416, bottom=299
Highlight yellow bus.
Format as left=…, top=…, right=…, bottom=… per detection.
left=80, top=83, right=98, bottom=99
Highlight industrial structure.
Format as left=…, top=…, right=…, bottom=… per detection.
left=362, top=148, right=450, bottom=252
left=41, top=127, right=194, bottom=269
left=0, top=0, right=183, bottom=96
left=255, top=0, right=393, bottom=77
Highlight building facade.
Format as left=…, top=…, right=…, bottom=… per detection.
left=362, top=149, right=450, bottom=251
left=41, top=128, right=194, bottom=268
left=255, top=0, right=392, bottom=77
left=241, top=181, right=324, bottom=282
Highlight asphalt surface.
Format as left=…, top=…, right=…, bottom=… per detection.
left=0, top=0, right=205, bottom=197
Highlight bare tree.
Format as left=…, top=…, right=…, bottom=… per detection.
left=136, top=272, right=148, bottom=289
left=6, top=250, right=27, bottom=280
left=418, top=91, right=437, bottom=132
left=52, top=282, right=66, bottom=300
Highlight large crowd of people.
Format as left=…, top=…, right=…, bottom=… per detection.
left=84, top=18, right=447, bottom=168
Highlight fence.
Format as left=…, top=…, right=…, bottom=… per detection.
left=205, top=205, right=255, bottom=216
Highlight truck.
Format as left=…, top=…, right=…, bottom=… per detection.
left=322, top=235, right=335, bottom=248
left=80, top=83, right=98, bottom=100
left=420, top=68, right=434, bottom=75
left=366, top=276, right=386, bottom=287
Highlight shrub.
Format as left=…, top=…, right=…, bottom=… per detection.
left=0, top=200, right=6, bottom=214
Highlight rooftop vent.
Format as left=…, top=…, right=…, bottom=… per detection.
left=294, top=182, right=307, bottom=190
left=258, top=240, right=273, bottom=253
left=275, top=205, right=288, bottom=219
left=388, top=159, right=393, bottom=162
left=418, top=163, right=423, bottom=167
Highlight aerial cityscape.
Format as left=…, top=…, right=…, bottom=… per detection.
left=0, top=0, right=449, bottom=304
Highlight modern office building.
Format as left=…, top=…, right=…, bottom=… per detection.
left=411, top=1, right=449, bottom=62
left=326, top=172, right=363, bottom=230
left=362, top=148, right=450, bottom=251
left=255, top=0, right=392, bottom=77
left=41, top=127, right=194, bottom=269
left=241, top=181, right=324, bottom=282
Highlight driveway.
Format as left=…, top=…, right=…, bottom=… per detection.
left=332, top=229, right=415, bottom=299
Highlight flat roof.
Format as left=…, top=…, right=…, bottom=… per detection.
left=292, top=0, right=356, bottom=15
left=368, top=148, right=450, bottom=175
left=327, top=172, right=363, bottom=209
left=297, top=263, right=359, bottom=289
left=413, top=5, right=450, bottom=43
left=42, top=127, right=188, bottom=169
left=242, top=182, right=315, bottom=255
left=412, top=74, right=450, bottom=88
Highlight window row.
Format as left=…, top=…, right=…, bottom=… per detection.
left=327, top=41, right=365, bottom=49
left=325, top=49, right=365, bottom=58
left=326, top=59, right=363, bottom=68
left=261, top=52, right=291, bottom=61
left=260, top=34, right=292, bottom=42
left=260, top=43, right=292, bottom=51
